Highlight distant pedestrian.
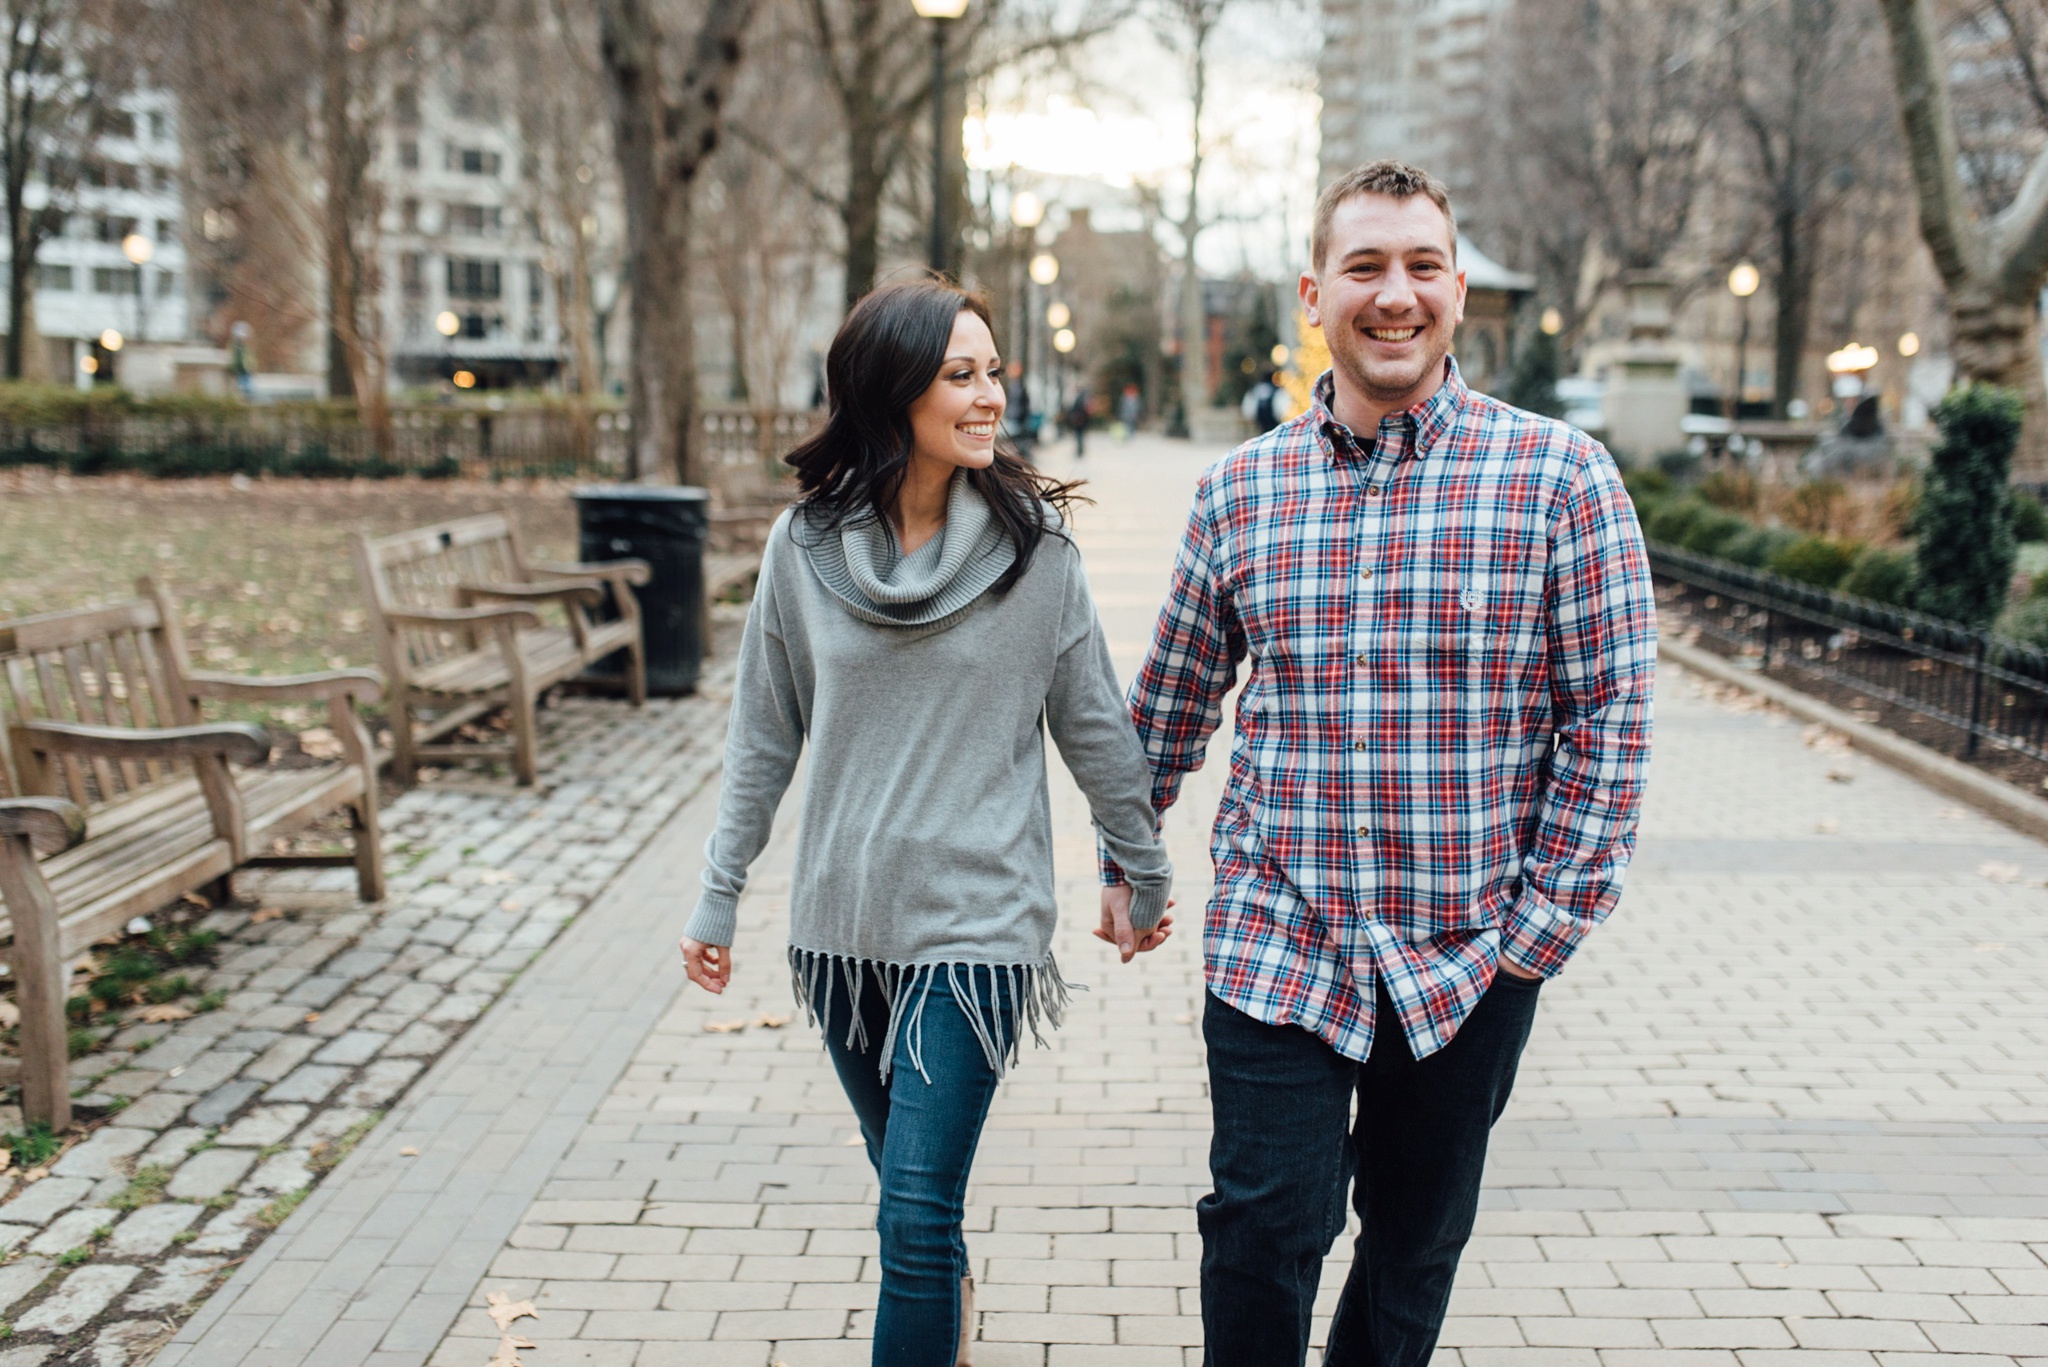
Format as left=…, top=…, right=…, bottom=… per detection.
left=228, top=321, right=254, bottom=400
left=1102, top=159, right=1656, bottom=1367
left=1066, top=389, right=1091, bottom=458
left=1241, top=374, right=1285, bottom=433
left=1117, top=383, right=1142, bottom=440
left=681, top=281, right=1174, bottom=1367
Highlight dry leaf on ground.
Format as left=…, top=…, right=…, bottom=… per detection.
left=1826, top=769, right=1854, bottom=783
left=476, top=870, right=516, bottom=885
left=136, top=1004, right=193, bottom=1023
left=485, top=1291, right=539, bottom=1331
left=843, top=1135, right=866, bottom=1146
left=399, top=1147, right=419, bottom=1157
left=1814, top=818, right=1840, bottom=834
left=755, top=1014, right=791, bottom=1029
left=1978, top=861, right=2022, bottom=884
left=298, top=727, right=344, bottom=760
left=485, top=1335, right=537, bottom=1367
left=0, top=1150, right=12, bottom=1173
left=704, top=1020, right=747, bottom=1034
left=251, top=907, right=283, bottom=924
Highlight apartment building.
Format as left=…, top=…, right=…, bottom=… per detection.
left=1317, top=0, right=1506, bottom=196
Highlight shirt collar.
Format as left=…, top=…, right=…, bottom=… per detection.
left=1311, top=356, right=1469, bottom=465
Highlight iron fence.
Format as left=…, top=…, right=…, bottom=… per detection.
left=1650, top=542, right=2048, bottom=761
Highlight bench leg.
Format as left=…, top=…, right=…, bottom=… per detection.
left=0, top=834, right=73, bottom=1132
left=351, top=794, right=386, bottom=903
left=389, top=687, right=419, bottom=788
left=510, top=688, right=539, bottom=785
left=627, top=634, right=648, bottom=707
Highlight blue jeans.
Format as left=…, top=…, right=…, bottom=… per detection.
left=817, top=963, right=1008, bottom=1366
left=1199, top=972, right=1543, bottom=1367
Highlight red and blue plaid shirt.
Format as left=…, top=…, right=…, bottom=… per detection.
left=1104, top=361, right=1656, bottom=1062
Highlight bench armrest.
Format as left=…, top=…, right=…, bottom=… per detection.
left=17, top=720, right=272, bottom=767
left=382, top=605, right=542, bottom=630
left=186, top=668, right=386, bottom=706
left=528, top=558, right=653, bottom=587
left=458, top=580, right=603, bottom=608
left=0, top=798, right=86, bottom=855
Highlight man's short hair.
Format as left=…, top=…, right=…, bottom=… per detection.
left=1310, top=160, right=1457, bottom=271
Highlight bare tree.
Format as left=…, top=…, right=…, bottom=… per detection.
left=595, top=0, right=758, bottom=483
left=1727, top=0, right=1898, bottom=416
left=1879, top=0, right=2048, bottom=470
left=1154, top=0, right=1228, bottom=430
left=1, top=0, right=145, bottom=380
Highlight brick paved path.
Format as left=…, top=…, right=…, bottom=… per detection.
left=166, top=436, right=2048, bottom=1367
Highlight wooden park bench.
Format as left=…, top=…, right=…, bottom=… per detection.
left=351, top=513, right=651, bottom=786
left=0, top=579, right=385, bottom=1128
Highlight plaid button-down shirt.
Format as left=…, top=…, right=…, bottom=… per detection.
left=1104, top=361, right=1656, bottom=1062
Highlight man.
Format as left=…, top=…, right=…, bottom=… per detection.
left=1099, top=160, right=1656, bottom=1366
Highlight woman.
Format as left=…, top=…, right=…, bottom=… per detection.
left=679, top=280, right=1175, bottom=1366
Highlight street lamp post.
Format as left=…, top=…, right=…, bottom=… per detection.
left=122, top=233, right=155, bottom=347
left=1010, top=191, right=1045, bottom=447
left=1028, top=250, right=1058, bottom=443
left=1726, top=260, right=1759, bottom=424
left=912, top=0, right=969, bottom=277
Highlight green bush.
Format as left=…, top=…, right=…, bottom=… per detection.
left=1769, top=535, right=1860, bottom=589
left=1723, top=525, right=1802, bottom=569
left=1998, top=594, right=2048, bottom=648
left=1915, top=384, right=2024, bottom=627
left=1837, top=545, right=1917, bottom=607
left=2014, top=491, right=2048, bottom=543
left=1680, top=507, right=1751, bottom=558
left=1644, top=497, right=1709, bottom=546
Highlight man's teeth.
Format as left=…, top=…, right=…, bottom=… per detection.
left=1368, top=327, right=1421, bottom=342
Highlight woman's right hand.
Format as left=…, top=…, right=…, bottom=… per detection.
left=680, top=937, right=733, bottom=993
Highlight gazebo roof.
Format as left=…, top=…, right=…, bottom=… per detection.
left=1460, top=241, right=1536, bottom=294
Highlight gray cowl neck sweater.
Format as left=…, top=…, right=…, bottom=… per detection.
left=687, top=472, right=1173, bottom=1079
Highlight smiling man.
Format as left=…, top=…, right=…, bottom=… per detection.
left=1099, top=160, right=1658, bottom=1366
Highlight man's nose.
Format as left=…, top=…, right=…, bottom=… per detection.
left=1374, top=268, right=1418, bottom=312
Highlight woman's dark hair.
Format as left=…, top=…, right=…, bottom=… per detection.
left=785, top=278, right=1084, bottom=594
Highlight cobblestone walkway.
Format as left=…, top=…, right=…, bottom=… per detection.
left=147, top=436, right=2048, bottom=1367
left=0, top=654, right=734, bottom=1367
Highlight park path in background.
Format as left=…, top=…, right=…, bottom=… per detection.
left=164, top=431, right=2048, bottom=1367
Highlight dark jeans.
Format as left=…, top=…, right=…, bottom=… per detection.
left=1199, top=972, right=1543, bottom=1367
left=818, top=964, right=1007, bottom=1366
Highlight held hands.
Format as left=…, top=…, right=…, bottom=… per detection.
left=1094, top=884, right=1176, bottom=964
left=679, top=936, right=732, bottom=993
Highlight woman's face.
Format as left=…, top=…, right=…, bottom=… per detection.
left=906, top=309, right=1005, bottom=472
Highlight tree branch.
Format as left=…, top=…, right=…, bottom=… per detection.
left=728, top=119, right=841, bottom=209
left=1875, top=0, right=1980, bottom=287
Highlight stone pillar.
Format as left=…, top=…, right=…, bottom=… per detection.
left=1603, top=272, right=1688, bottom=462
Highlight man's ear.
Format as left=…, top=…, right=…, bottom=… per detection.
left=1299, top=270, right=1322, bottom=328
left=1453, top=269, right=1468, bottom=327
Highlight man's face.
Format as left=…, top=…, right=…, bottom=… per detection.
left=1301, top=193, right=1466, bottom=412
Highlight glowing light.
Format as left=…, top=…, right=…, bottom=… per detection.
left=1029, top=253, right=1059, bottom=285
left=452, top=370, right=477, bottom=389
left=1539, top=307, right=1564, bottom=336
left=1046, top=301, right=1071, bottom=328
left=1009, top=191, right=1044, bottom=229
left=1052, top=328, right=1076, bottom=354
left=911, top=0, right=968, bottom=15
left=1270, top=344, right=1290, bottom=367
left=80, top=355, right=99, bottom=374
left=99, top=329, right=124, bottom=352
left=966, top=96, right=1186, bottom=187
left=1826, top=343, right=1880, bottom=374
left=1727, top=261, right=1761, bottom=298
left=121, top=234, right=154, bottom=265
left=435, top=311, right=461, bottom=337
left=1898, top=331, right=1921, bottom=357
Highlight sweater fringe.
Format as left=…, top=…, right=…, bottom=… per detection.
left=787, top=946, right=1079, bottom=1084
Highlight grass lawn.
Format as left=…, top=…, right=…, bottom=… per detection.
left=0, top=469, right=580, bottom=704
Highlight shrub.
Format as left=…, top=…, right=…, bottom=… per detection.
left=1723, top=525, right=1802, bottom=569
left=1698, top=468, right=1759, bottom=512
left=1644, top=498, right=1709, bottom=546
left=2013, top=491, right=2048, bottom=543
left=1915, top=384, right=2024, bottom=628
left=1838, top=545, right=1916, bottom=607
left=1781, top=478, right=1849, bottom=535
left=1880, top=480, right=1920, bottom=539
left=1680, top=507, right=1751, bottom=558
left=1769, top=535, right=1860, bottom=589
left=1999, top=594, right=2048, bottom=648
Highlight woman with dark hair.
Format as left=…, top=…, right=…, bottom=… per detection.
left=679, top=279, right=1174, bottom=1365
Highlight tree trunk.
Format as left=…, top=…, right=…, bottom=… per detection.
left=1952, top=282, right=2048, bottom=476
left=322, top=0, right=357, bottom=403
left=841, top=121, right=885, bottom=309
left=1769, top=208, right=1814, bottom=421
left=1176, top=245, right=1205, bottom=432
left=4, top=201, right=29, bottom=381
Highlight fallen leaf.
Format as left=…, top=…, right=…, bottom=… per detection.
left=180, top=892, right=209, bottom=908
left=485, top=1291, right=539, bottom=1331
left=303, top=1013, right=321, bottom=1024
left=1826, top=769, right=1854, bottom=783
left=476, top=869, right=516, bottom=885
left=1978, top=861, right=2022, bottom=884
left=251, top=907, right=284, bottom=924
left=1174, top=1013, right=1195, bottom=1025
left=499, top=900, right=521, bottom=913
left=1814, top=818, right=1840, bottom=834
left=137, top=1004, right=194, bottom=1023
left=754, top=1013, right=791, bottom=1029
left=23, top=1167, right=47, bottom=1182
left=1939, top=807, right=1967, bottom=820
left=1976, top=941, right=2006, bottom=953
left=0, top=1150, right=11, bottom=1173
left=843, top=1134, right=866, bottom=1146
left=486, top=1334, right=537, bottom=1367
left=704, top=1020, right=747, bottom=1034
left=399, top=1147, right=419, bottom=1157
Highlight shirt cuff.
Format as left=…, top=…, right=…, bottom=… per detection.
left=1499, top=882, right=1586, bottom=979
left=684, top=890, right=739, bottom=948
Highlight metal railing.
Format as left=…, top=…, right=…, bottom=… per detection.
left=1650, top=542, right=2048, bottom=761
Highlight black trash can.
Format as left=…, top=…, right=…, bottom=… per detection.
left=573, top=484, right=711, bottom=696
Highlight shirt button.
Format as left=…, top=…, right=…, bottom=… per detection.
left=1367, top=486, right=1383, bottom=497
left=1354, top=740, right=1367, bottom=751
left=1356, top=826, right=1370, bottom=838
left=1354, top=653, right=1366, bottom=665
left=1359, top=568, right=1374, bottom=582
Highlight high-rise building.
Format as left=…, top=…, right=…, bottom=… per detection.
left=1317, top=0, right=1508, bottom=196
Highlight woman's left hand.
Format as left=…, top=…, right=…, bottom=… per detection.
left=1095, top=885, right=1176, bottom=963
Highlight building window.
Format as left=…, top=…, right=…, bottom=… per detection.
left=394, top=84, right=420, bottom=127
left=156, top=217, right=177, bottom=243
left=149, top=111, right=168, bottom=140
left=446, top=146, right=502, bottom=177
left=399, top=139, right=419, bottom=170
left=446, top=257, right=502, bottom=300
left=94, top=214, right=140, bottom=243
left=528, top=262, right=545, bottom=307
left=446, top=203, right=501, bottom=236
left=400, top=198, right=419, bottom=232
left=400, top=251, right=426, bottom=295
left=82, top=160, right=139, bottom=190
left=92, top=266, right=140, bottom=294
left=157, top=269, right=177, bottom=298
left=92, top=108, right=137, bottom=139
left=460, top=311, right=499, bottom=339
left=35, top=264, right=73, bottom=291
left=151, top=166, right=173, bottom=192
